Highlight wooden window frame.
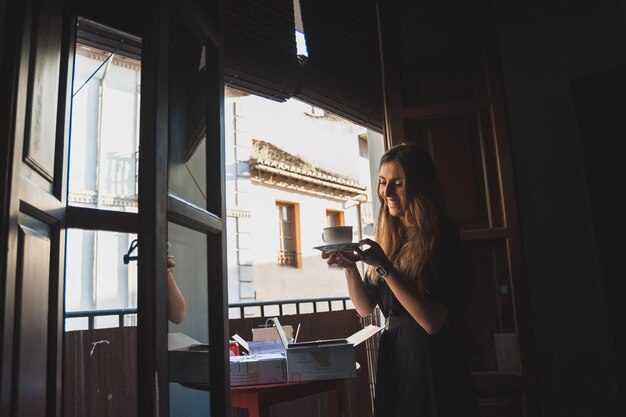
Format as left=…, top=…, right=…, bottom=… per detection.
left=325, top=208, right=345, bottom=227
left=276, top=201, right=302, bottom=268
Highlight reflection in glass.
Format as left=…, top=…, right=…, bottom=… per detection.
left=64, top=229, right=138, bottom=330
left=68, top=43, right=141, bottom=213
left=168, top=222, right=210, bottom=416
left=168, top=12, right=208, bottom=209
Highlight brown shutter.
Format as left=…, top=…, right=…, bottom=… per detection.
left=297, top=0, right=383, bottom=131
left=224, top=0, right=299, bottom=101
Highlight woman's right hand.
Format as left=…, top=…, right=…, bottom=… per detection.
left=322, top=251, right=359, bottom=270
left=167, top=258, right=176, bottom=269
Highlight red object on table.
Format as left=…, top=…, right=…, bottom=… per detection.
left=231, top=379, right=345, bottom=417
left=229, top=341, right=240, bottom=356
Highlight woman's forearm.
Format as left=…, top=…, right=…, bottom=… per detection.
left=383, top=266, right=448, bottom=335
left=167, top=269, right=187, bottom=324
left=344, top=266, right=376, bottom=318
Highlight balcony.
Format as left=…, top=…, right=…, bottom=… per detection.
left=276, top=250, right=298, bottom=268
left=63, top=297, right=381, bottom=417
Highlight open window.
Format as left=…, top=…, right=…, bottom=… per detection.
left=276, top=201, right=301, bottom=268
left=63, top=18, right=142, bottom=416
left=62, top=1, right=228, bottom=416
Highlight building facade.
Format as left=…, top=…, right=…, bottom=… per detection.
left=224, top=90, right=380, bottom=308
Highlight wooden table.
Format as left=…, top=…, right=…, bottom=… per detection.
left=231, top=379, right=345, bottom=417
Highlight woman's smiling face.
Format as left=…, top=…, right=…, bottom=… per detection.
left=379, top=161, right=405, bottom=217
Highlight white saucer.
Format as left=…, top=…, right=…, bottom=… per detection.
left=314, top=242, right=361, bottom=253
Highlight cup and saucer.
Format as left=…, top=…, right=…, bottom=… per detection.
left=314, top=226, right=361, bottom=253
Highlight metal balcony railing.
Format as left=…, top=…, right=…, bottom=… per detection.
left=229, top=296, right=351, bottom=318
left=64, top=296, right=354, bottom=329
left=65, top=307, right=138, bottom=330
left=276, top=250, right=297, bottom=266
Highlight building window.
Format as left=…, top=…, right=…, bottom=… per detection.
left=358, top=133, right=368, bottom=158
left=277, top=202, right=301, bottom=267
left=326, top=209, right=345, bottom=227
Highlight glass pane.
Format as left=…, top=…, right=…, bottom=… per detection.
left=168, top=12, right=208, bottom=209
left=278, top=204, right=292, bottom=222
left=167, top=222, right=210, bottom=416
left=63, top=229, right=138, bottom=416
left=68, top=43, right=140, bottom=213
left=452, top=239, right=519, bottom=372
left=64, top=229, right=138, bottom=330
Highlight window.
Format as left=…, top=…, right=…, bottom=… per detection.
left=276, top=202, right=301, bottom=267
left=326, top=209, right=345, bottom=227
left=358, top=133, right=369, bottom=158
left=63, top=17, right=142, bottom=417
left=65, top=19, right=142, bottom=328
left=68, top=42, right=141, bottom=213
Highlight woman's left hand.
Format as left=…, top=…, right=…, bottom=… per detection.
left=354, top=238, right=391, bottom=268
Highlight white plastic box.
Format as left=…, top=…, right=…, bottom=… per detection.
left=230, top=353, right=287, bottom=386
left=272, top=317, right=382, bottom=382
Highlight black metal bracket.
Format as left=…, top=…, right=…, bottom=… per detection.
left=123, top=239, right=138, bottom=264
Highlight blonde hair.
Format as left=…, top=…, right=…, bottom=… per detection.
left=368, top=143, right=447, bottom=291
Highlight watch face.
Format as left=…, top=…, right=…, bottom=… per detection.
left=376, top=265, right=388, bottom=277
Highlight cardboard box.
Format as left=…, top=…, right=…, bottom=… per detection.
left=230, top=353, right=287, bottom=386
left=272, top=317, right=382, bottom=382
left=252, top=325, right=293, bottom=341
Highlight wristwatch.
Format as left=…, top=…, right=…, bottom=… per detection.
left=376, top=264, right=390, bottom=278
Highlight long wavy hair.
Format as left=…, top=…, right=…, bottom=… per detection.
left=368, top=143, right=448, bottom=289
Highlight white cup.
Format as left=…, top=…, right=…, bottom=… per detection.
left=321, top=226, right=353, bottom=245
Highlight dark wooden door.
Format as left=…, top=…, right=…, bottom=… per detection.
left=572, top=68, right=626, bottom=403
left=0, top=0, right=72, bottom=415
left=138, top=0, right=229, bottom=416
left=378, top=1, right=538, bottom=416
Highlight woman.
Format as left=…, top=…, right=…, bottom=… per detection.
left=322, top=143, right=477, bottom=417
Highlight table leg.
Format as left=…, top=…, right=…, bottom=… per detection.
left=337, top=381, right=345, bottom=417
left=231, top=392, right=261, bottom=417
left=257, top=394, right=272, bottom=417
left=327, top=381, right=344, bottom=417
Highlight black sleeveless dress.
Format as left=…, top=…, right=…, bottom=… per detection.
left=364, top=222, right=477, bottom=417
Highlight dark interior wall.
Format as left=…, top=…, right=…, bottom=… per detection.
left=494, top=1, right=626, bottom=416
